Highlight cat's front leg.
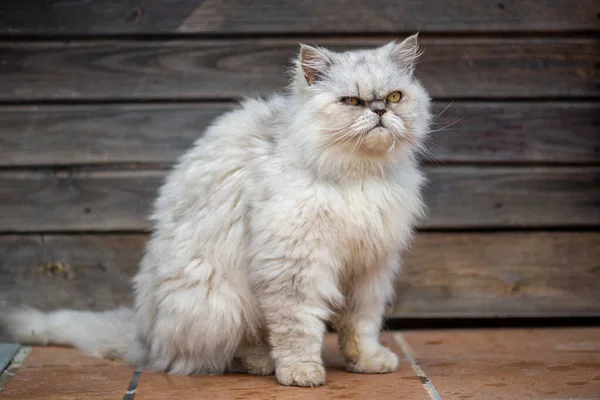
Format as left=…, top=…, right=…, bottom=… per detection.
left=252, top=253, right=341, bottom=387
left=335, top=261, right=399, bottom=374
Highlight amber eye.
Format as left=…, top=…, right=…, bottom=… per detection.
left=386, top=91, right=402, bottom=103
left=342, top=97, right=362, bottom=106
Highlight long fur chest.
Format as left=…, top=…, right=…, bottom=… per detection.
left=309, top=177, right=420, bottom=270
left=251, top=159, right=424, bottom=279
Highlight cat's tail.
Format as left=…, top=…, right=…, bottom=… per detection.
left=0, top=307, right=138, bottom=360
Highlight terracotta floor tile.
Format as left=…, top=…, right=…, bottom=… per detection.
left=135, top=333, right=429, bottom=400
left=403, top=328, right=600, bottom=400
left=1, top=347, right=135, bottom=400
left=14, top=346, right=124, bottom=368
left=5, top=329, right=598, bottom=399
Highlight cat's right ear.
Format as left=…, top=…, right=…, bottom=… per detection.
left=299, top=44, right=332, bottom=85
left=386, top=33, right=423, bottom=74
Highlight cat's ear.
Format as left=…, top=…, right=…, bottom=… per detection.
left=299, top=44, right=333, bottom=85
left=386, top=33, right=422, bottom=74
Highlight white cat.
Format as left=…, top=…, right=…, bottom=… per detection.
left=2, top=34, right=431, bottom=387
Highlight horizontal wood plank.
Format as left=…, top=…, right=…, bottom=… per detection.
left=1, top=232, right=598, bottom=317
left=0, top=38, right=597, bottom=100
left=397, top=232, right=600, bottom=317
left=1, top=102, right=598, bottom=166
left=0, top=235, right=141, bottom=310
left=0, top=167, right=598, bottom=232
left=0, top=103, right=230, bottom=166
left=424, top=167, right=600, bottom=228
left=0, top=0, right=597, bottom=35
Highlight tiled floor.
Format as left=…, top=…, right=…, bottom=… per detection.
left=1, top=329, right=599, bottom=399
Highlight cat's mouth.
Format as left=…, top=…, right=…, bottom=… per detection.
left=366, top=123, right=386, bottom=134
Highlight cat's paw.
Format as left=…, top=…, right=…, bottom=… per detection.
left=245, top=354, right=275, bottom=376
left=346, top=345, right=399, bottom=374
left=276, top=362, right=326, bottom=387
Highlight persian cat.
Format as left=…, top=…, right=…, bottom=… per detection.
left=2, top=34, right=431, bottom=387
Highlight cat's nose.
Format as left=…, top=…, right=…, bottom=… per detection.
left=370, top=101, right=386, bottom=116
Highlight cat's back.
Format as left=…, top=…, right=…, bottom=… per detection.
left=151, top=95, right=287, bottom=230
left=186, top=94, right=286, bottom=167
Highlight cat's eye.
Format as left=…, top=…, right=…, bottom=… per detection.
left=386, top=91, right=403, bottom=103
left=342, top=97, right=363, bottom=106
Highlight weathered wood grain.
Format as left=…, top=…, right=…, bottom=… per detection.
left=0, top=235, right=142, bottom=310
left=0, top=167, right=598, bottom=232
left=0, top=38, right=597, bottom=100
left=0, top=170, right=161, bottom=232
left=1, top=232, right=598, bottom=317
left=424, top=167, right=600, bottom=228
left=427, top=102, right=600, bottom=164
left=0, top=0, right=597, bottom=35
left=1, top=102, right=598, bottom=166
left=396, top=232, right=600, bottom=317
left=0, top=103, right=231, bottom=166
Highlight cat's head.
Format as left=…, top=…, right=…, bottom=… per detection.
left=292, top=35, right=431, bottom=164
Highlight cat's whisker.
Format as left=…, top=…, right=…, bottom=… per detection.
left=431, top=100, right=454, bottom=123
left=329, top=132, right=357, bottom=148
left=418, top=146, right=442, bottom=165
left=426, top=116, right=463, bottom=134
left=347, top=130, right=368, bottom=160
left=387, top=131, right=397, bottom=153
left=318, top=126, right=351, bottom=132
left=315, top=120, right=366, bottom=150
left=431, top=100, right=454, bottom=122
left=402, top=131, right=442, bottom=164
left=316, top=130, right=356, bottom=150
left=318, top=130, right=364, bottom=153
left=422, top=138, right=445, bottom=151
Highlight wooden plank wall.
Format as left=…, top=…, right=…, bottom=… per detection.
left=0, top=0, right=598, bottom=318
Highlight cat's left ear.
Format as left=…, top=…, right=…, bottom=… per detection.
left=299, top=44, right=333, bottom=85
left=385, top=33, right=422, bottom=74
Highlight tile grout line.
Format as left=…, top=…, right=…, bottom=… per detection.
left=394, top=333, right=444, bottom=400
left=0, top=346, right=31, bottom=392
left=123, top=364, right=144, bottom=400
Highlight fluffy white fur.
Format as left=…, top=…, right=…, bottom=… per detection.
left=1, top=34, right=431, bottom=387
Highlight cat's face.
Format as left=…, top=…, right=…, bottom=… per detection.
left=295, top=35, right=431, bottom=161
